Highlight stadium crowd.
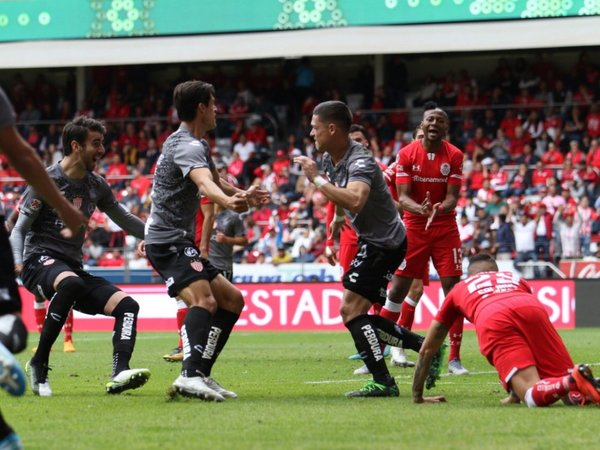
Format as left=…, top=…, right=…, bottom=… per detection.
left=1, top=52, right=599, bottom=277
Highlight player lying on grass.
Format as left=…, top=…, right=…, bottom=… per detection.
left=412, top=253, right=600, bottom=406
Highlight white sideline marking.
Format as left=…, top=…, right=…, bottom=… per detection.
left=304, top=364, right=600, bottom=385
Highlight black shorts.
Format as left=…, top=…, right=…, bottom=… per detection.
left=145, top=241, right=221, bottom=297
left=342, top=238, right=407, bottom=305
left=21, top=253, right=121, bottom=316
left=0, top=218, right=21, bottom=315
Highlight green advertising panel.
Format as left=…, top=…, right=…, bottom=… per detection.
left=0, top=0, right=598, bottom=42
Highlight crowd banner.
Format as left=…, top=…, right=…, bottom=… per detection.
left=559, top=260, right=600, bottom=279
left=18, top=280, right=575, bottom=332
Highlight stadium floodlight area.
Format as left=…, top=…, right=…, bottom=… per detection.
left=0, top=0, right=598, bottom=68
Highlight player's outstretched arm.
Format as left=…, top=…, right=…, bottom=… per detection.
left=190, top=167, right=248, bottom=212
left=413, top=319, right=448, bottom=404
left=0, top=126, right=86, bottom=237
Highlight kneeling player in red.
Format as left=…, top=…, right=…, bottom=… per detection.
left=413, top=253, right=600, bottom=406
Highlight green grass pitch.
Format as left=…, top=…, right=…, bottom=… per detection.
left=4, top=329, right=600, bottom=449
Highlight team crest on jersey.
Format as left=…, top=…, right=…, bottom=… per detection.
left=43, top=258, right=55, bottom=266
left=72, top=197, right=83, bottom=209
left=184, top=247, right=199, bottom=257
left=30, top=199, right=42, bottom=211
left=190, top=260, right=204, bottom=272
left=440, top=163, right=451, bottom=176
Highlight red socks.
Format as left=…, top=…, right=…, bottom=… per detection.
left=448, top=317, right=464, bottom=361
left=63, top=309, right=74, bottom=342
left=398, top=299, right=416, bottom=329
left=530, top=376, right=572, bottom=406
left=34, top=306, right=46, bottom=334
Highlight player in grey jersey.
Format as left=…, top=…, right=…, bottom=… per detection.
left=9, top=116, right=150, bottom=397
left=294, top=101, right=443, bottom=398
left=0, top=86, right=86, bottom=448
left=145, top=80, right=268, bottom=401
left=208, top=204, right=248, bottom=280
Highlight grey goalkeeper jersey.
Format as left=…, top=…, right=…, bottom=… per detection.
left=10, top=163, right=145, bottom=266
left=145, top=124, right=215, bottom=244
left=323, top=141, right=406, bottom=250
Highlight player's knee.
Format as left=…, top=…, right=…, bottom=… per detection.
left=0, top=314, right=28, bottom=353
left=111, top=296, right=139, bottom=318
left=408, top=286, right=424, bottom=301
left=54, top=277, right=85, bottom=309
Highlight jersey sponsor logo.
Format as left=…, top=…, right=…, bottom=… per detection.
left=412, top=164, right=421, bottom=172
left=412, top=175, right=447, bottom=183
left=191, top=260, right=204, bottom=272
left=72, top=197, right=83, bottom=209
left=440, top=163, right=451, bottom=176
left=30, top=199, right=42, bottom=211
left=184, top=247, right=199, bottom=257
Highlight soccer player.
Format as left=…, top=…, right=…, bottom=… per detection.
left=10, top=116, right=150, bottom=397
left=0, top=87, right=86, bottom=448
left=6, top=209, right=76, bottom=353
left=383, top=103, right=469, bottom=375
left=412, top=253, right=600, bottom=407
left=294, top=100, right=442, bottom=398
left=145, top=80, right=269, bottom=401
left=162, top=198, right=215, bottom=363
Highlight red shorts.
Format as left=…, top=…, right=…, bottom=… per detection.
left=339, top=242, right=359, bottom=275
left=475, top=297, right=573, bottom=391
left=395, top=222, right=462, bottom=279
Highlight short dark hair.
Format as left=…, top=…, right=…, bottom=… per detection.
left=173, top=80, right=216, bottom=122
left=468, top=253, right=498, bottom=271
left=313, top=101, right=352, bottom=133
left=422, top=101, right=449, bottom=121
left=412, top=125, right=423, bottom=139
left=62, top=116, right=106, bottom=156
left=349, top=123, right=370, bottom=140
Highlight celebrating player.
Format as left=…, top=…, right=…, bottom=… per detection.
left=10, top=116, right=150, bottom=397
left=145, top=80, right=269, bottom=401
left=0, top=86, right=86, bottom=448
left=295, top=100, right=443, bottom=398
left=413, top=253, right=600, bottom=407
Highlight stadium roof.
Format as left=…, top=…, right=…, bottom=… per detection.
left=1, top=17, right=598, bottom=69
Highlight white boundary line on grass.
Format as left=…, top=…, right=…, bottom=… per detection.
left=304, top=364, right=600, bottom=385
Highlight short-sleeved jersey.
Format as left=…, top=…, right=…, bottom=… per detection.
left=322, top=141, right=405, bottom=250
left=435, top=271, right=533, bottom=328
left=395, top=140, right=463, bottom=227
left=209, top=209, right=245, bottom=272
left=18, top=164, right=122, bottom=265
left=0, top=87, right=16, bottom=129
left=145, top=125, right=215, bottom=244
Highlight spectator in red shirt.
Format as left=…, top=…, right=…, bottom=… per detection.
left=508, top=163, right=531, bottom=197
left=530, top=161, right=554, bottom=193
left=272, top=149, right=291, bottom=176
left=558, top=159, right=581, bottom=191
left=565, top=140, right=585, bottom=166
left=540, top=141, right=564, bottom=166
left=227, top=151, right=244, bottom=185
left=129, top=168, right=152, bottom=199
left=488, top=160, right=509, bottom=196
left=508, top=125, right=531, bottom=161
left=499, top=109, right=521, bottom=139
left=105, top=153, right=129, bottom=188
left=585, top=103, right=600, bottom=139
left=543, top=106, right=563, bottom=141
left=586, top=138, right=600, bottom=170
left=467, top=161, right=486, bottom=196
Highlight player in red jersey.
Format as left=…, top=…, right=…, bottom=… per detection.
left=382, top=103, right=469, bottom=375
left=162, top=197, right=215, bottom=362
left=412, top=253, right=600, bottom=406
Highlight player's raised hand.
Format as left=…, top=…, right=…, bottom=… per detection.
left=293, top=155, right=319, bottom=180
left=244, top=185, right=270, bottom=207
left=425, top=202, right=441, bottom=230
left=420, top=191, right=433, bottom=216
left=227, top=193, right=251, bottom=213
